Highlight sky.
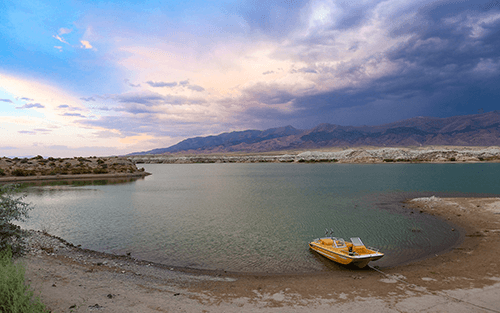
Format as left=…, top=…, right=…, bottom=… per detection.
left=1, top=0, right=500, bottom=157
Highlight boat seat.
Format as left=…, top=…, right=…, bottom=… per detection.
left=320, top=238, right=334, bottom=245
left=353, top=247, right=368, bottom=254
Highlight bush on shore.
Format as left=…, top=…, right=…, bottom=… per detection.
left=0, top=248, right=48, bottom=313
left=0, top=184, right=33, bottom=255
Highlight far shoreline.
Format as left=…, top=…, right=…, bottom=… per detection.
left=128, top=146, right=500, bottom=164
left=0, top=155, right=151, bottom=184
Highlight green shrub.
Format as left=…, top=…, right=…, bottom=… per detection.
left=11, top=169, right=36, bottom=177
left=0, top=169, right=5, bottom=176
left=0, top=184, right=33, bottom=255
left=71, top=168, right=92, bottom=175
left=0, top=248, right=48, bottom=313
left=11, top=169, right=27, bottom=177
left=93, top=168, right=108, bottom=174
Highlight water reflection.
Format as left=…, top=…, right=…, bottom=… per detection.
left=13, top=177, right=143, bottom=188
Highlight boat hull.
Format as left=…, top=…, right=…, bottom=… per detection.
left=309, top=241, right=383, bottom=268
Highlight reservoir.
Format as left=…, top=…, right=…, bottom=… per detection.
left=20, top=163, right=500, bottom=273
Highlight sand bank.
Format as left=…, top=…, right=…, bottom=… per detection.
left=21, top=197, right=500, bottom=312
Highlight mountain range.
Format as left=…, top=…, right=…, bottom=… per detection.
left=130, top=111, right=500, bottom=155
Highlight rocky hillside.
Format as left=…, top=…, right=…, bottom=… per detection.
left=129, top=147, right=500, bottom=164
left=130, top=111, right=500, bottom=155
left=0, top=155, right=147, bottom=180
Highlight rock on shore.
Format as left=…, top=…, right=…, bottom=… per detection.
left=128, top=147, right=500, bottom=164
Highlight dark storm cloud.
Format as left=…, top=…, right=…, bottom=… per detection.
left=68, top=1, right=500, bottom=141
left=261, top=1, right=500, bottom=126
left=242, top=84, right=296, bottom=105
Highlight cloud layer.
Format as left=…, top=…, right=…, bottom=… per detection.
left=1, top=0, right=499, bottom=157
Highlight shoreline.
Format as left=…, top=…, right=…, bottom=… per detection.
left=0, top=172, right=150, bottom=184
left=128, top=146, right=500, bottom=164
left=21, top=196, right=500, bottom=312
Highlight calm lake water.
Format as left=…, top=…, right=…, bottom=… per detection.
left=20, top=163, right=500, bottom=273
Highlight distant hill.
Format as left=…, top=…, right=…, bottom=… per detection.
left=129, top=111, right=500, bottom=155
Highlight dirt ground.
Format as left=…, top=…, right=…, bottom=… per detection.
left=22, top=197, right=500, bottom=312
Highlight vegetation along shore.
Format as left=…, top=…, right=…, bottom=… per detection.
left=0, top=155, right=149, bottom=183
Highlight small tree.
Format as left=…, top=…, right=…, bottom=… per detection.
left=0, top=184, right=33, bottom=255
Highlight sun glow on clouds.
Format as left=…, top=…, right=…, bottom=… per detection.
left=0, top=74, right=147, bottom=157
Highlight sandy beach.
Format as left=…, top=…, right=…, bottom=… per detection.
left=21, top=197, right=500, bottom=312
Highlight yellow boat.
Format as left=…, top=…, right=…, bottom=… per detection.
left=309, top=232, right=384, bottom=268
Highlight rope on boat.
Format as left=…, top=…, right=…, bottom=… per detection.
left=368, top=265, right=500, bottom=313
